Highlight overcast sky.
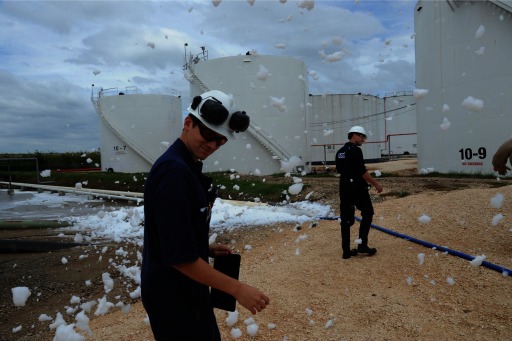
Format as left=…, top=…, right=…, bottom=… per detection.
left=0, top=0, right=417, bottom=154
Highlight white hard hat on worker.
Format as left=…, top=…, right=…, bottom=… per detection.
left=348, top=125, right=367, bottom=138
left=186, top=90, right=250, bottom=139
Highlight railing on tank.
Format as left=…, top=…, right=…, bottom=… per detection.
left=310, top=132, right=418, bottom=167
left=183, top=45, right=209, bottom=70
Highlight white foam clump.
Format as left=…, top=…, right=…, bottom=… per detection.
left=461, top=96, right=484, bottom=112
left=440, top=117, right=451, bottom=130
left=94, top=296, right=114, bottom=316
left=61, top=257, right=68, bottom=265
left=102, top=273, right=114, bottom=293
left=288, top=183, right=303, bottom=195
left=475, top=24, right=485, bottom=39
left=373, top=170, right=381, bottom=177
left=39, top=314, right=53, bottom=322
left=40, top=169, right=51, bottom=177
left=490, top=193, right=503, bottom=208
left=418, top=214, right=431, bottom=224
left=75, top=310, right=93, bottom=336
left=470, top=255, right=486, bottom=266
left=256, top=64, right=269, bottom=81
left=226, top=310, right=239, bottom=327
left=70, top=295, right=81, bottom=304
left=231, top=328, right=243, bottom=339
left=324, top=319, right=334, bottom=329
left=417, top=253, right=425, bottom=266
left=492, top=214, right=503, bottom=226
left=298, top=0, right=314, bottom=11
left=447, top=277, right=455, bottom=285
left=244, top=317, right=256, bottom=325
left=247, top=323, right=259, bottom=336
left=49, top=312, right=66, bottom=330
left=12, top=287, right=31, bottom=306
left=413, top=88, right=429, bottom=100
left=280, top=156, right=302, bottom=173
left=419, top=167, right=435, bottom=174
left=269, top=96, right=287, bottom=112
left=323, top=129, right=334, bottom=136
left=295, top=234, right=307, bottom=243
left=268, top=323, right=276, bottom=329
left=209, top=233, right=218, bottom=245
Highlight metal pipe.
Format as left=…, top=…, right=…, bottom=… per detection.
left=319, top=215, right=511, bottom=277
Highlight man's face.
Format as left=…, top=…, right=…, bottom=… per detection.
left=182, top=116, right=227, bottom=160
left=353, top=132, right=367, bottom=146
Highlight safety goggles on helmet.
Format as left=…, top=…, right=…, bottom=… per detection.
left=190, top=114, right=228, bottom=146
left=191, top=95, right=250, bottom=133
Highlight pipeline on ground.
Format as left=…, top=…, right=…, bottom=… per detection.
left=319, top=215, right=511, bottom=277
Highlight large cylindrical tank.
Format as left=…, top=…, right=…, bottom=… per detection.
left=187, top=55, right=310, bottom=175
left=308, top=93, right=416, bottom=168
left=96, top=92, right=182, bottom=173
left=415, top=0, right=512, bottom=175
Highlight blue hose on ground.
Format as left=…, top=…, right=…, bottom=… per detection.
left=319, top=215, right=511, bottom=277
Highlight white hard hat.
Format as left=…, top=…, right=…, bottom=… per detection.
left=186, top=90, right=250, bottom=139
left=348, top=126, right=366, bottom=136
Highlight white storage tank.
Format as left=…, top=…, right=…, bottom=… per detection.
left=92, top=87, right=182, bottom=173
left=185, top=54, right=310, bottom=175
left=415, top=0, right=512, bottom=175
left=308, top=92, right=415, bottom=169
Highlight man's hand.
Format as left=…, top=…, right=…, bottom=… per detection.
left=374, top=182, right=383, bottom=193
left=233, top=282, right=270, bottom=315
left=209, top=244, right=232, bottom=258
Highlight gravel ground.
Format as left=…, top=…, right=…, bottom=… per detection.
left=1, top=160, right=511, bottom=341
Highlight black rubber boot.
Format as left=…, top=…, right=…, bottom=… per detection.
left=341, top=226, right=356, bottom=259
left=342, top=249, right=358, bottom=259
left=357, top=245, right=377, bottom=255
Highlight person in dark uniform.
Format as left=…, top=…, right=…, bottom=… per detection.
left=141, top=90, right=270, bottom=340
left=335, top=126, right=383, bottom=260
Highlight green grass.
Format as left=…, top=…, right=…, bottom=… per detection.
left=0, top=171, right=294, bottom=203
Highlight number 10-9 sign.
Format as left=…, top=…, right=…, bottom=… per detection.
left=459, top=147, right=486, bottom=160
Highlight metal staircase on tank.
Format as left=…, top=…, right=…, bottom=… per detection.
left=91, top=90, right=156, bottom=166
left=184, top=64, right=292, bottom=162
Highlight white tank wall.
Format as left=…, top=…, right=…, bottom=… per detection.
left=415, top=0, right=512, bottom=175
left=189, top=55, right=310, bottom=175
left=309, top=93, right=416, bottom=167
left=98, top=94, right=182, bottom=173
left=384, top=94, right=417, bottom=156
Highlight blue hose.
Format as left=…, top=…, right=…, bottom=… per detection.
left=319, top=215, right=511, bottom=277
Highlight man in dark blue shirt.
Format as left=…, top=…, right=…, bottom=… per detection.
left=142, top=90, right=270, bottom=340
left=335, top=126, right=383, bottom=260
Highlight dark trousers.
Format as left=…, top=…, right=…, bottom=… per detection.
left=339, top=186, right=374, bottom=253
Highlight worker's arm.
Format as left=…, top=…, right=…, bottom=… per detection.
left=362, top=171, right=383, bottom=193
left=492, top=139, right=512, bottom=175
left=173, top=256, right=269, bottom=315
